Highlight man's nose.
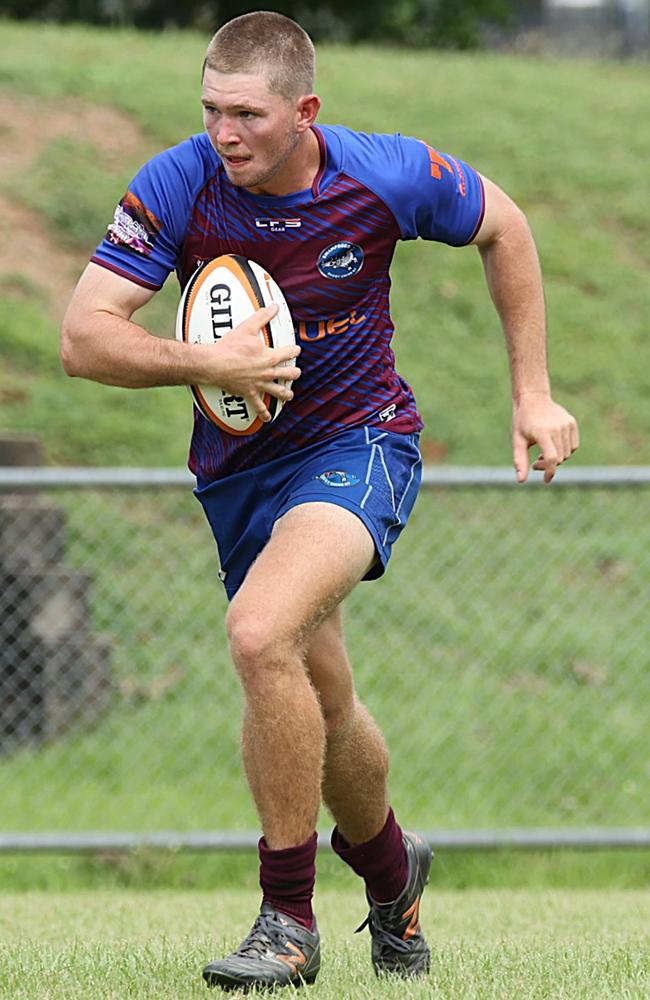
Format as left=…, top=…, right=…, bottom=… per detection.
left=216, top=117, right=240, bottom=146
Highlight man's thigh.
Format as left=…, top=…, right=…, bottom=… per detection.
left=229, top=503, right=375, bottom=643
left=195, top=426, right=422, bottom=600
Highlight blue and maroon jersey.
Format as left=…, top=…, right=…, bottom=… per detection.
left=92, top=125, right=485, bottom=481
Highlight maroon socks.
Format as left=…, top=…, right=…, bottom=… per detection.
left=258, top=810, right=408, bottom=927
left=331, top=807, right=409, bottom=903
left=259, top=831, right=318, bottom=929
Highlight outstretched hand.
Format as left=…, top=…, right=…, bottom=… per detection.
left=513, top=393, right=579, bottom=484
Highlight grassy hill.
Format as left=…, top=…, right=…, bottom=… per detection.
left=0, top=20, right=649, bottom=466
left=0, top=24, right=648, bottom=858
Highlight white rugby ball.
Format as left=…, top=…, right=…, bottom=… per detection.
left=175, top=255, right=295, bottom=435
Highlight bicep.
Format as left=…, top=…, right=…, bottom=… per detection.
left=65, top=262, right=157, bottom=324
left=472, top=174, right=527, bottom=248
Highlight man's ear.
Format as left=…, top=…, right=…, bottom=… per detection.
left=296, top=94, right=321, bottom=133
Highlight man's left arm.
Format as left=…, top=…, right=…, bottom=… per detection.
left=472, top=174, right=579, bottom=483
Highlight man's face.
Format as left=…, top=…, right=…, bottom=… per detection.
left=201, top=67, right=303, bottom=194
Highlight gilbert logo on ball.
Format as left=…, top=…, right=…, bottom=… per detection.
left=176, top=255, right=295, bottom=435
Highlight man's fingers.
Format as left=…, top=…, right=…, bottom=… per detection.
left=245, top=304, right=278, bottom=331
left=512, top=432, right=530, bottom=484
left=561, top=426, right=574, bottom=463
left=261, top=382, right=294, bottom=401
left=274, top=344, right=302, bottom=365
left=241, top=308, right=303, bottom=369
left=537, top=436, right=559, bottom=483
left=272, top=362, right=301, bottom=382
left=248, top=392, right=272, bottom=421
left=514, top=401, right=580, bottom=485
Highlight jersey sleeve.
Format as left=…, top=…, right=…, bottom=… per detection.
left=408, top=139, right=485, bottom=246
left=331, top=127, right=485, bottom=248
left=91, top=138, right=207, bottom=289
left=392, top=134, right=485, bottom=246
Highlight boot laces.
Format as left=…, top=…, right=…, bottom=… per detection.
left=236, top=911, right=304, bottom=960
left=355, top=910, right=411, bottom=955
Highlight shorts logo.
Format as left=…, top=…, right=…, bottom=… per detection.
left=318, top=242, right=364, bottom=279
left=315, top=470, right=361, bottom=488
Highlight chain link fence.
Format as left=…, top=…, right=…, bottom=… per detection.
left=1, top=468, right=648, bottom=847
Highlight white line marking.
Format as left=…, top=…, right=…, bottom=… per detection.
left=360, top=443, right=376, bottom=509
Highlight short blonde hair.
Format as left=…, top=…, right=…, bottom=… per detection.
left=204, top=11, right=316, bottom=103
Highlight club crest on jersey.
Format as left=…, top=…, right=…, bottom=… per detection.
left=318, top=242, right=364, bottom=279
left=255, top=218, right=302, bottom=232
left=315, top=470, right=361, bottom=488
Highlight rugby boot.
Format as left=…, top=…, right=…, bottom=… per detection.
left=356, top=832, right=432, bottom=977
left=203, top=903, right=320, bottom=992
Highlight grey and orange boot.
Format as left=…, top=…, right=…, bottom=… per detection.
left=356, top=832, right=432, bottom=977
left=203, top=903, right=320, bottom=992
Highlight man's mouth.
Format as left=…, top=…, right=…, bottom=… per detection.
left=221, top=153, right=251, bottom=167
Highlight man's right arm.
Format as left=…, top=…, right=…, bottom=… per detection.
left=61, top=263, right=301, bottom=418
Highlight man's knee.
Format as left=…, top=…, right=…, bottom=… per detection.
left=226, top=601, right=302, bottom=686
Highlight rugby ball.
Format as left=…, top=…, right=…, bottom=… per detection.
left=175, top=255, right=295, bottom=435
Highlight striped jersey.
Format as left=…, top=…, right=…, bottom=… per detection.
left=92, top=125, right=485, bottom=481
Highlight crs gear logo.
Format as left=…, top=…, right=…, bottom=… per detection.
left=315, top=470, right=361, bottom=488
left=255, top=218, right=302, bottom=232
left=318, top=242, right=364, bottom=279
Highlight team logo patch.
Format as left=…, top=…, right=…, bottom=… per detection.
left=318, top=242, right=364, bottom=280
left=315, top=470, right=361, bottom=488
left=107, top=190, right=163, bottom=257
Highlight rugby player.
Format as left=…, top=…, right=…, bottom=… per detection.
left=61, top=11, right=579, bottom=992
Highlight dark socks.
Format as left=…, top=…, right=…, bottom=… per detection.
left=331, top=807, right=408, bottom=903
left=259, top=831, right=318, bottom=929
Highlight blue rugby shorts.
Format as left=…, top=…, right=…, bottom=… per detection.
left=194, top=425, right=422, bottom=600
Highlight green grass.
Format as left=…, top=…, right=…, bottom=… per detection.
left=0, top=887, right=649, bottom=998
left=0, top=21, right=649, bottom=464
left=0, top=22, right=649, bottom=892
left=4, top=848, right=650, bottom=893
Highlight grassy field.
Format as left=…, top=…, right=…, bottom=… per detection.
left=1, top=887, right=649, bottom=999
left=0, top=20, right=649, bottom=835
left=0, top=21, right=649, bottom=466
left=0, top=23, right=649, bottom=998
left=0, top=18, right=649, bottom=904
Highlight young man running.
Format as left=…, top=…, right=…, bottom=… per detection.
left=61, top=11, right=579, bottom=992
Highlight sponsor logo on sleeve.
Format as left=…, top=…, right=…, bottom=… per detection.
left=445, top=154, right=468, bottom=197
left=318, top=242, right=364, bottom=279
left=421, top=143, right=455, bottom=182
left=107, top=190, right=163, bottom=256
left=315, top=470, right=361, bottom=488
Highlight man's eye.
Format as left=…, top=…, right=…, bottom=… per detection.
left=240, top=111, right=255, bottom=119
